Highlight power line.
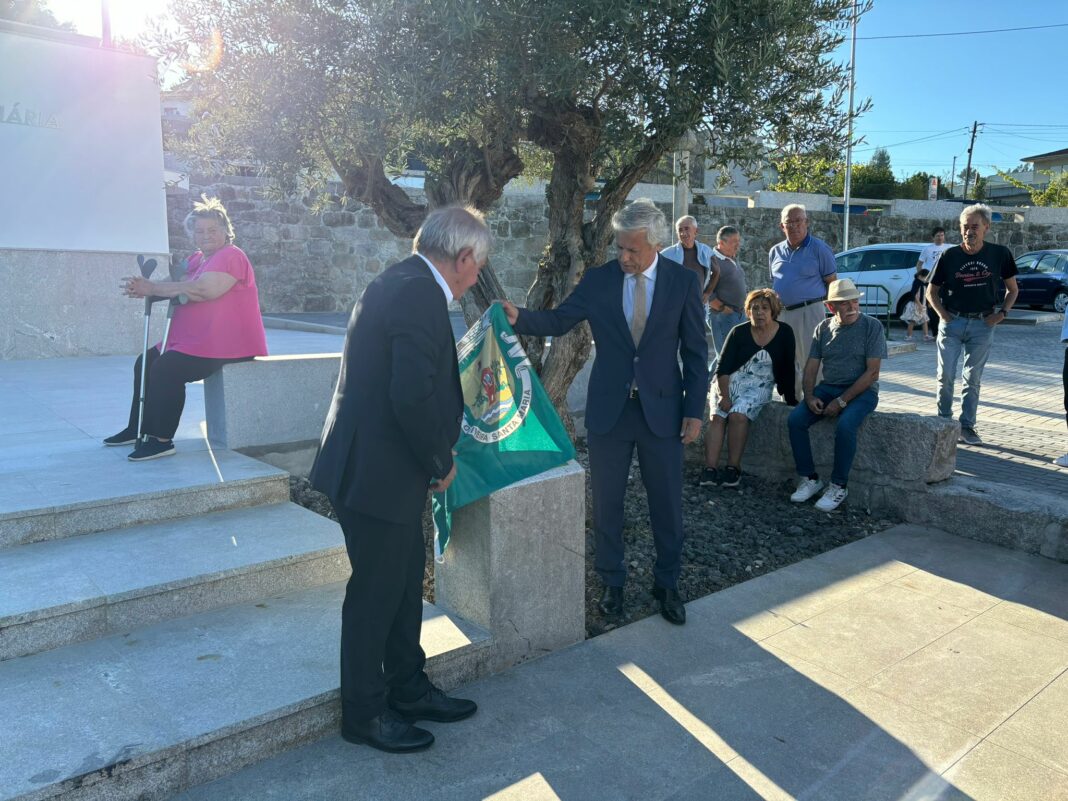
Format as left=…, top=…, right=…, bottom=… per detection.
left=857, top=22, right=1068, bottom=40
left=852, top=127, right=969, bottom=153
left=984, top=123, right=1068, bottom=128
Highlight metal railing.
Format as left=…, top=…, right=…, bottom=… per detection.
left=854, top=283, right=893, bottom=340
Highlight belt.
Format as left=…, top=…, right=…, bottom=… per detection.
left=948, top=309, right=994, bottom=319
left=784, top=298, right=825, bottom=311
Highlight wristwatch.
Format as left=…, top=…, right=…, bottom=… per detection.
left=835, top=397, right=847, bottom=409
left=998, top=308, right=1009, bottom=317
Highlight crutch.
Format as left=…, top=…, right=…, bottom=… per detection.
left=159, top=256, right=190, bottom=354
left=135, top=255, right=160, bottom=444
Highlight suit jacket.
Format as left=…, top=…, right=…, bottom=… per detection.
left=513, top=256, right=708, bottom=438
left=309, top=255, right=463, bottom=523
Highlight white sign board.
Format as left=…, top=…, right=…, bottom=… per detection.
left=927, top=177, right=939, bottom=201
left=0, top=29, right=168, bottom=254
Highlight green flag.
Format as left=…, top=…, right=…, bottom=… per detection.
left=432, top=304, right=576, bottom=557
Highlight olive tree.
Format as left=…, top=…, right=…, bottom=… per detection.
left=155, top=0, right=859, bottom=411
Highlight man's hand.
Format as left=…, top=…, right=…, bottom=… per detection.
left=718, top=396, right=732, bottom=413
left=497, top=300, right=519, bottom=326
left=985, top=311, right=1006, bottom=328
left=430, top=461, right=457, bottom=493
left=822, top=398, right=843, bottom=418
left=680, top=417, right=702, bottom=444
left=806, top=396, right=825, bottom=415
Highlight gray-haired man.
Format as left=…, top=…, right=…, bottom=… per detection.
left=926, top=203, right=1018, bottom=446
left=311, top=206, right=486, bottom=754
left=706, top=226, right=749, bottom=356
left=503, top=199, right=708, bottom=626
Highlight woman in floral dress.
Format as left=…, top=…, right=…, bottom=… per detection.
left=700, top=288, right=798, bottom=487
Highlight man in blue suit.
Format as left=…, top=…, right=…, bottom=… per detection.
left=502, top=199, right=708, bottom=625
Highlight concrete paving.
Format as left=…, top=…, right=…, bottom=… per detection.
left=2, top=319, right=1065, bottom=800
left=877, top=319, right=1067, bottom=496
left=172, top=525, right=1068, bottom=801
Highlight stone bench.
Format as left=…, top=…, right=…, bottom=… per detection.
left=688, top=402, right=960, bottom=514
left=204, top=354, right=341, bottom=473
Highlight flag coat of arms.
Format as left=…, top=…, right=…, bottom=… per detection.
left=432, top=304, right=576, bottom=556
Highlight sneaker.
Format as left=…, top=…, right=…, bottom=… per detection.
left=1054, top=453, right=1068, bottom=468
left=959, top=428, right=983, bottom=446
left=923, top=335, right=935, bottom=341
left=698, top=467, right=719, bottom=487
left=128, top=438, right=176, bottom=461
left=720, top=466, right=741, bottom=488
left=904, top=334, right=915, bottom=341
left=790, top=477, right=824, bottom=503
left=815, top=483, right=849, bottom=512
left=103, top=428, right=138, bottom=447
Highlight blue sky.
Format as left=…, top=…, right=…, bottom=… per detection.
left=842, top=0, right=1068, bottom=181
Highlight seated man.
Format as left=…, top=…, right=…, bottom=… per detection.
left=787, top=279, right=887, bottom=512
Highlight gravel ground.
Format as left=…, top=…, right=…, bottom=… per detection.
left=290, top=445, right=898, bottom=639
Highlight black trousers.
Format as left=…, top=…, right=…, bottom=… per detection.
left=587, top=397, right=685, bottom=591
left=1063, top=347, right=1068, bottom=428
left=334, top=502, right=431, bottom=722
left=126, top=347, right=239, bottom=440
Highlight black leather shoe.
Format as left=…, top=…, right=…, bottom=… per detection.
left=598, top=585, right=624, bottom=617
left=652, top=586, right=686, bottom=625
left=341, top=709, right=434, bottom=753
left=389, top=685, right=477, bottom=723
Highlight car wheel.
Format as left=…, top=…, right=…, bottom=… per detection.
left=1055, top=291, right=1068, bottom=314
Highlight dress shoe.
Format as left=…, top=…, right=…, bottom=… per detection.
left=598, top=585, right=624, bottom=617
left=341, top=709, right=434, bottom=753
left=651, top=586, right=686, bottom=625
left=389, top=684, right=477, bottom=723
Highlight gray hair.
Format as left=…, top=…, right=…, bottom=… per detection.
left=184, top=195, right=235, bottom=242
left=413, top=205, right=492, bottom=264
left=717, top=225, right=740, bottom=242
left=675, top=215, right=697, bottom=229
left=960, top=203, right=992, bottom=226
left=780, top=203, right=807, bottom=223
left=613, top=199, right=669, bottom=247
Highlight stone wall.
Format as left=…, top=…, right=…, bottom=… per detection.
left=167, top=176, right=1068, bottom=316
left=168, top=176, right=548, bottom=314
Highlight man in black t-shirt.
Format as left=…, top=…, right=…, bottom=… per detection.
left=926, top=203, right=1019, bottom=446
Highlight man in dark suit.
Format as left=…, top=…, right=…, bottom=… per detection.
left=502, top=199, right=708, bottom=625
left=310, top=206, right=489, bottom=753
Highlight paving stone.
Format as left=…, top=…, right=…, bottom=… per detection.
left=939, top=740, right=1068, bottom=801
left=863, top=615, right=1068, bottom=738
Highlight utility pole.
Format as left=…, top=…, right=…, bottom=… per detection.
left=962, top=121, right=979, bottom=200
left=842, top=0, right=858, bottom=250
left=101, top=0, right=112, bottom=47
left=950, top=155, right=957, bottom=196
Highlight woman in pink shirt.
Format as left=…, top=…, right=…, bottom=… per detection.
left=105, top=196, right=268, bottom=461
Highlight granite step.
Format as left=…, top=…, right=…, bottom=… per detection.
left=0, top=446, right=290, bottom=549
left=1, top=581, right=492, bottom=801
left=0, top=502, right=350, bottom=661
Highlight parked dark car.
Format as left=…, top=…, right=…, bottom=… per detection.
left=1014, top=250, right=1068, bottom=314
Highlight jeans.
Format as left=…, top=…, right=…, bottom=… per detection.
left=936, top=315, right=996, bottom=430
left=788, top=384, right=878, bottom=486
left=709, top=309, right=746, bottom=357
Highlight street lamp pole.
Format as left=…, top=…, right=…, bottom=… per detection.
left=101, top=0, right=112, bottom=47
left=842, top=0, right=858, bottom=251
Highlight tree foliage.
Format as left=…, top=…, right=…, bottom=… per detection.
left=153, top=0, right=860, bottom=410
left=0, top=0, right=75, bottom=30
left=995, top=168, right=1068, bottom=207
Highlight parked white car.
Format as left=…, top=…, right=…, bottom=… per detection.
left=834, top=243, right=928, bottom=318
